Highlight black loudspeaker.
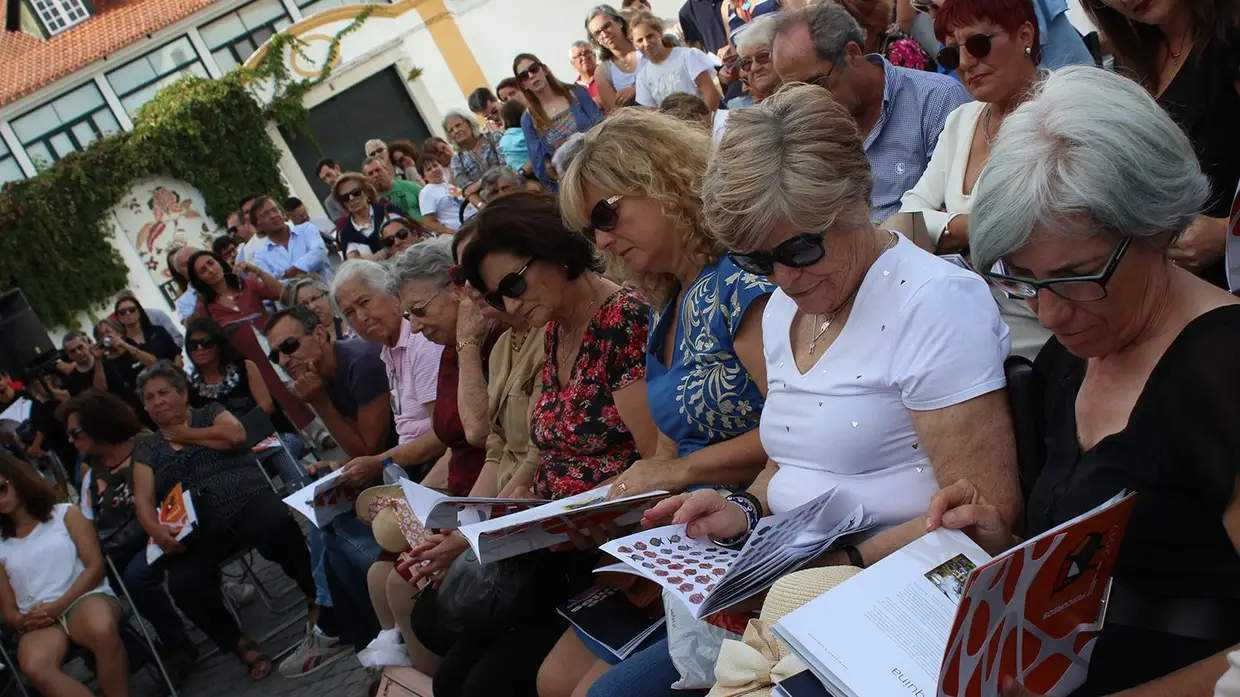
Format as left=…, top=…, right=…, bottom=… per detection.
left=0, top=289, right=56, bottom=377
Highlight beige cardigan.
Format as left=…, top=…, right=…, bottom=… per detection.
left=486, top=327, right=546, bottom=491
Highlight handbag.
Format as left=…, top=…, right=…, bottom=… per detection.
left=436, top=547, right=595, bottom=637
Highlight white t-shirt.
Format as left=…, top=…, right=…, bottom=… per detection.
left=418, top=182, right=465, bottom=231
left=636, top=47, right=718, bottom=108
left=760, top=236, right=1010, bottom=530
left=0, top=503, right=113, bottom=613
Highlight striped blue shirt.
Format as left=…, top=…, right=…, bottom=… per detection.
left=864, top=55, right=972, bottom=222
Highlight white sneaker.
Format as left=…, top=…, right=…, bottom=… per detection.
left=356, top=628, right=412, bottom=669
left=278, top=626, right=353, bottom=679
left=223, top=582, right=257, bottom=606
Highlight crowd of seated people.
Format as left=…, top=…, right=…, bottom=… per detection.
left=2, top=1, right=1238, bottom=696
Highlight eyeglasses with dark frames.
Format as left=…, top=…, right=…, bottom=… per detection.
left=936, top=33, right=995, bottom=72
left=738, top=50, right=772, bottom=71
left=267, top=336, right=304, bottom=364
left=728, top=232, right=827, bottom=276
left=586, top=195, right=624, bottom=236
left=983, top=237, right=1132, bottom=302
left=382, top=229, right=412, bottom=247
left=485, top=259, right=535, bottom=311
left=517, top=62, right=545, bottom=82
left=403, top=289, right=444, bottom=319
left=338, top=188, right=366, bottom=202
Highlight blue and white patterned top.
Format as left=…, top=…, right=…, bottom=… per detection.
left=646, top=257, right=774, bottom=458
left=863, top=55, right=972, bottom=222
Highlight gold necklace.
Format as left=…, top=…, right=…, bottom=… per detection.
left=807, top=231, right=898, bottom=355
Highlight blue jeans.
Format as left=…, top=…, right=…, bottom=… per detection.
left=285, top=466, right=333, bottom=608
left=322, top=513, right=383, bottom=648
left=120, top=548, right=189, bottom=648
left=587, top=638, right=708, bottom=697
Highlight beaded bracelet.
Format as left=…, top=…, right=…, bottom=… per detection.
left=712, top=494, right=762, bottom=549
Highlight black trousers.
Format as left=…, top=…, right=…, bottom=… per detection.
left=163, top=488, right=315, bottom=652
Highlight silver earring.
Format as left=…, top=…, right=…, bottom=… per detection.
left=1024, top=46, right=1032, bottom=56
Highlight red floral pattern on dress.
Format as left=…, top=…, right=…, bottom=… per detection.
left=531, top=287, right=650, bottom=499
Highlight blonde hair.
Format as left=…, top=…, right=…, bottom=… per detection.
left=331, top=172, right=377, bottom=204
left=560, top=108, right=718, bottom=308
left=702, top=83, right=873, bottom=252
left=627, top=10, right=665, bottom=36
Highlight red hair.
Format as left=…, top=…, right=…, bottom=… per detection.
left=934, top=0, right=1041, bottom=65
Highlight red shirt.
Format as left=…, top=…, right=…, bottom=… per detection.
left=432, top=330, right=500, bottom=496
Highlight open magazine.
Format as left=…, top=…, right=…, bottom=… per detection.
left=599, top=488, right=876, bottom=619
left=457, top=485, right=669, bottom=564
left=146, top=483, right=197, bottom=564
left=399, top=479, right=550, bottom=529
left=281, top=468, right=356, bottom=528
left=774, top=492, right=1136, bottom=697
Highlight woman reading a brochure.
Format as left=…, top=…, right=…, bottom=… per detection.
left=927, top=68, right=1240, bottom=697
left=547, top=106, right=776, bottom=697
left=131, top=361, right=316, bottom=681
left=646, top=82, right=1020, bottom=597
left=401, top=192, right=658, bottom=697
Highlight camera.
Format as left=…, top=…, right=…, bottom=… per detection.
left=102, top=337, right=113, bottom=347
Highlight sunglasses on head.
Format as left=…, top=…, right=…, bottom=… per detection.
left=727, top=232, right=826, bottom=276
left=338, top=188, right=366, bottom=202
left=485, top=259, right=534, bottom=311
left=187, top=337, right=217, bottom=351
left=517, top=62, right=544, bottom=82
left=267, top=336, right=303, bottom=364
left=586, top=195, right=624, bottom=235
left=381, top=229, right=412, bottom=247
left=403, top=289, right=443, bottom=319
left=936, top=33, right=993, bottom=71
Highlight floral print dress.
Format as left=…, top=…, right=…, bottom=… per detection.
left=530, top=287, right=650, bottom=499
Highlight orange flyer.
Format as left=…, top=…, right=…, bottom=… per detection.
left=939, top=493, right=1136, bottom=697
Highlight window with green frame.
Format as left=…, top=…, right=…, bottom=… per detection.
left=10, top=82, right=121, bottom=170
left=197, top=0, right=295, bottom=73
left=106, top=37, right=210, bottom=119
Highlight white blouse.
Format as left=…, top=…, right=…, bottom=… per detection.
left=898, top=100, right=987, bottom=243
left=760, top=236, right=1010, bottom=530
left=0, top=504, right=112, bottom=614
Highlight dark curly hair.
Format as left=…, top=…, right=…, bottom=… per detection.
left=0, top=452, right=60, bottom=539
left=58, top=390, right=145, bottom=445
left=460, top=191, right=604, bottom=293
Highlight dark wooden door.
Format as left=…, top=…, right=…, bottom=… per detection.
left=281, top=66, right=431, bottom=206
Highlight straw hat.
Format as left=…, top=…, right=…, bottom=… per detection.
left=708, top=566, right=861, bottom=697
left=355, top=485, right=433, bottom=554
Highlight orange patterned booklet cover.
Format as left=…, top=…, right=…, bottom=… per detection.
left=145, top=483, right=198, bottom=564
left=774, top=492, right=1135, bottom=697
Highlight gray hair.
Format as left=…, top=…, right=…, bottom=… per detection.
left=772, top=1, right=865, bottom=67
left=970, top=67, right=1211, bottom=271
left=361, top=155, right=390, bottom=171
left=552, top=132, right=588, bottom=180
left=736, top=15, right=777, bottom=54
left=281, top=276, right=331, bottom=308
left=570, top=39, right=593, bottom=52
left=391, top=236, right=455, bottom=288
left=442, top=110, right=481, bottom=144
left=137, top=360, right=189, bottom=400
left=703, top=83, right=873, bottom=251
left=330, top=259, right=398, bottom=316
left=365, top=138, right=387, bottom=154
left=479, top=166, right=525, bottom=203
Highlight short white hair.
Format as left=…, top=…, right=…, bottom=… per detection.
left=330, top=259, right=396, bottom=316
left=442, top=110, right=481, bottom=144
left=364, top=138, right=387, bottom=154
left=970, top=66, right=1211, bottom=270
left=392, top=236, right=455, bottom=288
left=736, top=15, right=777, bottom=54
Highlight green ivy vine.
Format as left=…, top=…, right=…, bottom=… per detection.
left=0, top=10, right=369, bottom=328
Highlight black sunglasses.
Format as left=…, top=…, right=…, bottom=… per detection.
left=728, top=232, right=826, bottom=276
left=228, top=225, right=239, bottom=234
left=338, top=188, right=366, bottom=202
left=587, top=195, right=624, bottom=235
left=485, top=259, right=534, bottom=311
left=937, top=34, right=993, bottom=71
left=65, top=429, right=83, bottom=441
left=984, top=237, right=1132, bottom=302
left=267, top=336, right=303, bottom=364
left=403, top=289, right=443, bottom=319
left=382, top=229, right=412, bottom=247
left=517, top=62, right=544, bottom=82
left=187, top=337, right=217, bottom=351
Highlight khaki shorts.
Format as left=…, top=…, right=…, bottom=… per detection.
left=53, top=591, right=119, bottom=633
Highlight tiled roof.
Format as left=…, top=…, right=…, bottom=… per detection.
left=0, top=0, right=219, bottom=107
